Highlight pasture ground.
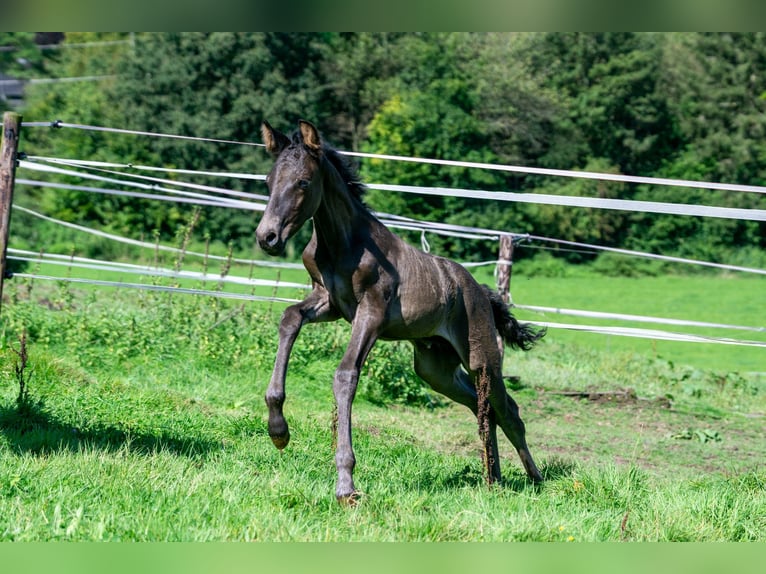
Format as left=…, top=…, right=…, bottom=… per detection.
left=0, top=265, right=764, bottom=541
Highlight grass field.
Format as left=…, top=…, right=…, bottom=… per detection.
left=0, top=255, right=764, bottom=541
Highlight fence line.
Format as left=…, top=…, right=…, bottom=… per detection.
left=528, top=321, right=766, bottom=349
left=26, top=155, right=266, bottom=181
left=12, top=180, right=766, bottom=276
left=367, top=182, right=766, bottom=221
left=17, top=171, right=497, bottom=240
left=11, top=270, right=765, bottom=349
left=344, top=150, right=766, bottom=196
left=18, top=160, right=262, bottom=210
left=520, top=235, right=766, bottom=276
left=17, top=178, right=257, bottom=210
left=515, top=304, right=765, bottom=333
left=21, top=120, right=766, bottom=196
left=9, top=121, right=766, bottom=350
left=19, top=161, right=495, bottom=238
left=11, top=203, right=501, bottom=275
left=24, top=156, right=268, bottom=200
left=17, top=152, right=766, bottom=273
left=17, top=154, right=766, bottom=273
left=11, top=205, right=305, bottom=270
left=16, top=183, right=766, bottom=275
left=11, top=246, right=763, bottom=334
left=11, top=273, right=302, bottom=304
left=21, top=121, right=264, bottom=148
left=7, top=249, right=312, bottom=291
left=20, top=154, right=766, bottom=222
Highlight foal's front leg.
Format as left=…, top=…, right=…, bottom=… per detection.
left=333, top=311, right=382, bottom=503
left=265, top=288, right=337, bottom=449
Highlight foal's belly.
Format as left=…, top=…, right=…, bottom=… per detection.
left=318, top=253, right=459, bottom=340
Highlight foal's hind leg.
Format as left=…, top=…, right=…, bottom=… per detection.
left=478, top=361, right=543, bottom=483
left=413, top=341, right=501, bottom=483
left=460, top=328, right=542, bottom=484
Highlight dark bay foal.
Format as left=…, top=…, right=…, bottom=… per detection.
left=255, top=120, right=545, bottom=503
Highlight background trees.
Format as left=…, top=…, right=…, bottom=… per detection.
left=5, top=32, right=765, bottom=267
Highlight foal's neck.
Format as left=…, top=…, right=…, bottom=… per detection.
left=312, top=160, right=370, bottom=253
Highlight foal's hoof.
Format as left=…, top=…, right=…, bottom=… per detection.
left=336, top=490, right=364, bottom=507
left=519, top=450, right=543, bottom=483
left=269, top=430, right=290, bottom=450
left=526, top=466, right=544, bottom=484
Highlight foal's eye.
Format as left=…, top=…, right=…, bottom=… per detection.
left=297, top=179, right=310, bottom=190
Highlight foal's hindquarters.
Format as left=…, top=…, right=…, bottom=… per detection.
left=421, top=280, right=543, bottom=486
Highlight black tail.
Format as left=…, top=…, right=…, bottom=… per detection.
left=483, top=285, right=546, bottom=351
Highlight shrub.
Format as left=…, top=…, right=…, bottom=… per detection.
left=515, top=251, right=570, bottom=278
left=590, top=252, right=665, bottom=277
left=361, top=340, right=443, bottom=408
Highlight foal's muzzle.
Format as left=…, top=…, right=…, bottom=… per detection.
left=256, top=223, right=285, bottom=256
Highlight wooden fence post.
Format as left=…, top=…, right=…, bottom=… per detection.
left=496, top=233, right=514, bottom=305
left=0, top=112, right=22, bottom=313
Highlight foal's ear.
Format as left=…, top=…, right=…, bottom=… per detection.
left=261, top=120, right=290, bottom=157
left=298, top=120, right=322, bottom=153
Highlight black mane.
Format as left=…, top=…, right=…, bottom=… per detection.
left=289, top=131, right=367, bottom=203
left=324, top=146, right=367, bottom=203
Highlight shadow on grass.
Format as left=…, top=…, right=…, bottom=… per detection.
left=434, top=456, right=578, bottom=493
left=497, top=458, right=577, bottom=492
left=438, top=464, right=488, bottom=490
left=0, top=398, right=219, bottom=458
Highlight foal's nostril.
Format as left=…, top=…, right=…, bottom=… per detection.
left=264, top=232, right=279, bottom=248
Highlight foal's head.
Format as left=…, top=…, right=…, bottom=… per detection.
left=256, top=120, right=325, bottom=256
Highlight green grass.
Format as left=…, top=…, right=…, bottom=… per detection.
left=0, top=267, right=764, bottom=541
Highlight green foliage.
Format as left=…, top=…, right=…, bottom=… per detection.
left=589, top=252, right=665, bottom=277
left=521, top=33, right=682, bottom=176
left=362, top=88, right=502, bottom=258
left=660, top=33, right=766, bottom=185
left=13, top=32, right=766, bottom=269
left=1, top=273, right=438, bottom=411
left=362, top=341, right=443, bottom=408
left=312, top=33, right=408, bottom=150
left=669, top=427, right=722, bottom=443
left=528, top=158, right=630, bottom=259
left=0, top=33, right=47, bottom=80
left=358, top=34, right=564, bottom=261
left=514, top=251, right=572, bottom=278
